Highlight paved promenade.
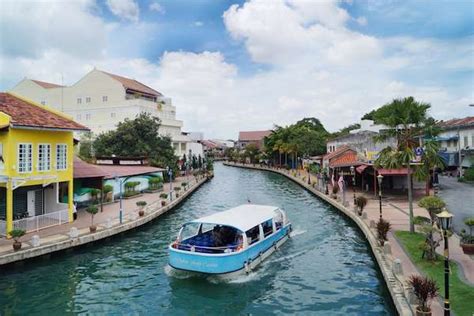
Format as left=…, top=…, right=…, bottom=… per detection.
left=225, top=162, right=474, bottom=316
left=0, top=174, right=209, bottom=264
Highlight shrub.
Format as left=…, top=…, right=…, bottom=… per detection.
left=103, top=184, right=113, bottom=194
left=464, top=166, right=474, bottom=181
left=86, top=205, right=98, bottom=226
left=9, top=229, right=26, bottom=242
left=461, top=217, right=474, bottom=244
left=174, top=187, right=181, bottom=192
left=355, top=195, right=368, bottom=212
left=376, top=219, right=391, bottom=246
left=408, top=275, right=438, bottom=312
left=181, top=182, right=187, bottom=188
left=160, top=193, right=168, bottom=199
left=418, top=196, right=445, bottom=220
left=332, top=185, right=339, bottom=194
left=148, top=177, right=162, bottom=190
left=136, top=201, right=147, bottom=207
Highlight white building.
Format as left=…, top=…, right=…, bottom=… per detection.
left=10, top=69, right=201, bottom=157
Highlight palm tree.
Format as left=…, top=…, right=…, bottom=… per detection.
left=374, top=97, right=433, bottom=233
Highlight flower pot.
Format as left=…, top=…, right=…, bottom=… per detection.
left=89, top=225, right=97, bottom=233
left=139, top=210, right=145, bottom=217
left=13, top=241, right=22, bottom=251
left=176, top=193, right=180, bottom=198
left=161, top=200, right=166, bottom=207
left=415, top=307, right=431, bottom=316
left=460, top=243, right=474, bottom=255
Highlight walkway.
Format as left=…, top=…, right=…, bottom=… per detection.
left=0, top=175, right=207, bottom=260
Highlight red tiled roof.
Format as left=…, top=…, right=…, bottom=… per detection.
left=438, top=116, right=474, bottom=129
left=100, top=164, right=166, bottom=179
left=201, top=140, right=219, bottom=148
left=356, top=164, right=369, bottom=174
left=74, top=158, right=108, bottom=179
left=238, top=130, right=272, bottom=141
left=101, top=71, right=162, bottom=97
left=330, top=151, right=360, bottom=168
left=31, top=79, right=64, bottom=89
left=323, top=145, right=353, bottom=161
left=0, top=93, right=89, bottom=131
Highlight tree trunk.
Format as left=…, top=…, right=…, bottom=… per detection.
left=279, top=152, right=282, bottom=166
left=407, top=167, right=415, bottom=233
left=285, top=152, right=288, bottom=167
left=425, top=167, right=431, bottom=196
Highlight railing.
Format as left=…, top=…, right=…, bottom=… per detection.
left=173, top=242, right=243, bottom=254
left=0, top=209, right=69, bottom=236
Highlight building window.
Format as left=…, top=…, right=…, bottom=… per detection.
left=77, top=114, right=82, bottom=120
left=41, top=100, right=46, bottom=105
left=181, top=143, right=186, bottom=151
left=464, top=136, right=469, bottom=148
left=86, top=114, right=91, bottom=120
left=56, top=144, right=67, bottom=170
left=38, top=144, right=51, bottom=171
left=18, top=143, right=33, bottom=173
left=111, top=112, right=116, bottom=118
left=86, top=97, right=91, bottom=103
left=471, top=136, right=474, bottom=147
left=102, top=96, right=108, bottom=102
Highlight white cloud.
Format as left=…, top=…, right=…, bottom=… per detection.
left=194, top=21, right=204, bottom=27
left=106, top=0, right=140, bottom=22
left=1, top=0, right=472, bottom=140
left=149, top=2, right=165, bottom=14
left=356, top=16, right=368, bottom=26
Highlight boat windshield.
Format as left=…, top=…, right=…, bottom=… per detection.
left=173, top=223, right=243, bottom=254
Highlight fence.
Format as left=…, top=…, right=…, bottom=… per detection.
left=0, top=209, right=69, bottom=236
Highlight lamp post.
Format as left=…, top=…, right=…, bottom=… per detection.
left=115, top=176, right=123, bottom=224
left=436, top=210, right=453, bottom=316
left=377, top=174, right=384, bottom=220
left=307, top=166, right=311, bottom=184
left=324, top=172, right=329, bottom=195
left=350, top=165, right=356, bottom=206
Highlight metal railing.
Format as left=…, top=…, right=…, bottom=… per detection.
left=0, top=209, right=69, bottom=236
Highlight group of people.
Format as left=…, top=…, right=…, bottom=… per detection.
left=212, top=225, right=238, bottom=247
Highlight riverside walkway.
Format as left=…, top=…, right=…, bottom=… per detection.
left=0, top=174, right=211, bottom=265
left=224, top=162, right=474, bottom=316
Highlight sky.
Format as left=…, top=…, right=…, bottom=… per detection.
left=0, top=0, right=473, bottom=139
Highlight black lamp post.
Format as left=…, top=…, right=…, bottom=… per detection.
left=436, top=210, right=453, bottom=316
left=377, top=174, right=384, bottom=220
left=350, top=165, right=356, bottom=206
left=324, top=172, right=329, bottom=195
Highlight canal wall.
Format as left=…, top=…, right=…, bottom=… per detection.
left=223, top=162, right=413, bottom=316
left=0, top=175, right=211, bottom=266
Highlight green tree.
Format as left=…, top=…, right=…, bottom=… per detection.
left=373, top=97, right=436, bottom=233
left=78, top=131, right=94, bottom=162
left=93, top=113, right=177, bottom=171
left=244, top=143, right=260, bottom=163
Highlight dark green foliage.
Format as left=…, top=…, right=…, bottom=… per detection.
left=330, top=123, right=361, bottom=139
left=464, top=166, right=474, bottom=181
left=9, top=229, right=26, bottom=241
left=159, top=193, right=168, bottom=199
left=93, top=113, right=177, bottom=171
left=355, top=195, right=368, bottom=212
left=136, top=201, right=147, bottom=207
left=78, top=132, right=94, bottom=162
left=103, top=184, right=113, bottom=194
left=376, top=219, right=391, bottom=245
left=148, top=177, right=163, bottom=190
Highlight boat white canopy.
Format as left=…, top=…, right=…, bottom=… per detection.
left=190, top=204, right=281, bottom=232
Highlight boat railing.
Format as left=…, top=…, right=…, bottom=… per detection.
left=174, top=242, right=243, bottom=254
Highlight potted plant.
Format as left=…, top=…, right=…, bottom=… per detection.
left=174, top=186, right=181, bottom=198
left=376, top=218, right=391, bottom=246
left=90, top=188, right=101, bottom=203
left=103, top=184, right=114, bottom=202
left=136, top=201, right=147, bottom=216
left=86, top=205, right=99, bottom=233
left=418, top=196, right=445, bottom=222
left=181, top=182, right=187, bottom=191
left=331, top=185, right=339, bottom=199
left=408, top=275, right=439, bottom=316
left=460, top=217, right=474, bottom=254
left=355, top=195, right=368, bottom=216
left=160, top=193, right=168, bottom=206
left=9, top=229, right=26, bottom=251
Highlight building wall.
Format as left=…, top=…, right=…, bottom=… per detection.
left=438, top=127, right=474, bottom=152
left=327, top=132, right=395, bottom=162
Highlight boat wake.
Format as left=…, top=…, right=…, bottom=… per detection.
left=289, top=229, right=306, bottom=238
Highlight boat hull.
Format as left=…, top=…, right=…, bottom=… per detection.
left=169, top=224, right=291, bottom=275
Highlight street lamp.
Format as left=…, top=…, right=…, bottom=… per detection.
left=436, top=210, right=454, bottom=316
left=115, top=176, right=123, bottom=224
left=350, top=165, right=356, bottom=206
left=377, top=174, right=384, bottom=220
left=307, top=166, right=311, bottom=184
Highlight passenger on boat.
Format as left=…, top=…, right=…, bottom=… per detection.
left=213, top=225, right=238, bottom=247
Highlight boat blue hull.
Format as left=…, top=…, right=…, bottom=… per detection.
left=168, top=224, right=291, bottom=274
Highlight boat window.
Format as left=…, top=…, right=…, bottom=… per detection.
left=262, top=219, right=273, bottom=237
left=180, top=223, right=200, bottom=241
left=199, top=223, right=215, bottom=235
left=274, top=209, right=284, bottom=230
left=246, top=225, right=260, bottom=245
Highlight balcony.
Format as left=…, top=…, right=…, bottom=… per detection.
left=0, top=208, right=69, bottom=236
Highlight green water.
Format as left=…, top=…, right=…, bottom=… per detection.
left=0, top=163, right=395, bottom=315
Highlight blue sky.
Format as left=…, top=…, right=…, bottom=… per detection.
left=1, top=0, right=473, bottom=137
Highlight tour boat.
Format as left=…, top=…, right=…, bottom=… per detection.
left=168, top=204, right=291, bottom=276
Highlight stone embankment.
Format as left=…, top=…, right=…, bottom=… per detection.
left=224, top=162, right=414, bottom=316
left=0, top=175, right=211, bottom=266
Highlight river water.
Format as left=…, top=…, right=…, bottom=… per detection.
left=0, top=163, right=395, bottom=315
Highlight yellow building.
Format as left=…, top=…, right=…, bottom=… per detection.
left=0, top=92, right=88, bottom=237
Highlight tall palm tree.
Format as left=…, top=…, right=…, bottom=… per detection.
left=374, top=97, right=433, bottom=233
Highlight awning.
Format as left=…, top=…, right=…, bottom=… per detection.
left=74, top=158, right=108, bottom=179
left=356, top=164, right=369, bottom=174
left=377, top=168, right=408, bottom=176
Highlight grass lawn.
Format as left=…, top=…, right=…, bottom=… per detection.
left=395, top=231, right=474, bottom=316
